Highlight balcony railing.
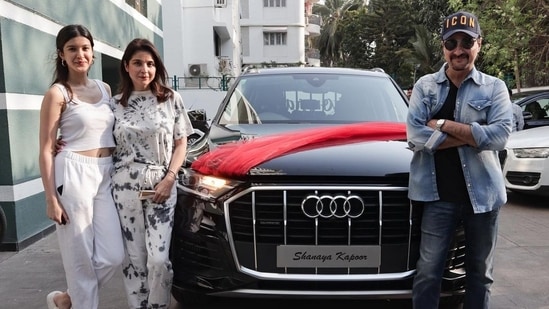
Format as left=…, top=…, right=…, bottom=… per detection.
left=168, top=75, right=234, bottom=91
left=307, top=14, right=321, bottom=26
left=306, top=48, right=321, bottom=67
left=306, top=14, right=321, bottom=36
left=306, top=48, right=320, bottom=60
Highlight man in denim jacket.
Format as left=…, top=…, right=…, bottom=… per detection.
left=406, top=11, right=512, bottom=309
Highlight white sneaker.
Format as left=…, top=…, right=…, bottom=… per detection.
left=46, top=291, right=62, bottom=309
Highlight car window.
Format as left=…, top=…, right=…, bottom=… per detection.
left=219, top=88, right=261, bottom=125
left=218, top=72, right=408, bottom=125
left=524, top=98, right=549, bottom=120
left=512, top=90, right=549, bottom=103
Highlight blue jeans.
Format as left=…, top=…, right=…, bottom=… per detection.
left=412, top=201, right=499, bottom=309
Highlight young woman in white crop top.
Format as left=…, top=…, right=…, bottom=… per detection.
left=38, top=25, right=124, bottom=309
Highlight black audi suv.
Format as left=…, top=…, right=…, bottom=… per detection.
left=170, top=67, right=466, bottom=306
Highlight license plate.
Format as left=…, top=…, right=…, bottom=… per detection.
left=276, top=245, right=381, bottom=268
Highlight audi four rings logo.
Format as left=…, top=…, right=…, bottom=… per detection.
left=301, top=194, right=366, bottom=218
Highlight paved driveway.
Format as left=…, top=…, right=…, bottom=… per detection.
left=490, top=192, right=549, bottom=309
left=1, top=191, right=548, bottom=308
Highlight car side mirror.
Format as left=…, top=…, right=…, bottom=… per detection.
left=522, top=111, right=533, bottom=121
left=186, top=109, right=210, bottom=147
left=188, top=109, right=209, bottom=130
left=188, top=109, right=207, bottom=122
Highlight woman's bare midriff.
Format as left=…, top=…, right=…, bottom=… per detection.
left=75, top=147, right=114, bottom=157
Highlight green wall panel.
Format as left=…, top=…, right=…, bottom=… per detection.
left=11, top=0, right=162, bottom=50
left=0, top=202, right=15, bottom=243
left=1, top=20, right=52, bottom=95
left=0, top=23, right=5, bottom=93
left=0, top=110, right=12, bottom=185
left=88, top=52, right=104, bottom=81
left=0, top=196, right=53, bottom=251
left=0, top=0, right=164, bottom=252
left=15, top=194, right=52, bottom=241
left=1, top=6, right=162, bottom=96
left=8, top=110, right=40, bottom=184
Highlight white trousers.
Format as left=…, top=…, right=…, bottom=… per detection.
left=54, top=151, right=125, bottom=309
left=112, top=163, right=176, bottom=309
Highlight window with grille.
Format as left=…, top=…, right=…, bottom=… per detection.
left=263, top=32, right=287, bottom=46
left=215, top=0, right=227, bottom=8
left=126, top=0, right=147, bottom=17
left=263, top=0, right=286, bottom=7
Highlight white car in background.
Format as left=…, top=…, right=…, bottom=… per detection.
left=502, top=126, right=549, bottom=196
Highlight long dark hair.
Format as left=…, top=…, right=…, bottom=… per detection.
left=116, top=38, right=172, bottom=107
left=52, top=24, right=95, bottom=101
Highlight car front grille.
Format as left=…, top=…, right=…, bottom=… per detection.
left=226, top=186, right=421, bottom=276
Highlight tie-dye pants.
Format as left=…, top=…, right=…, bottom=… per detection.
left=112, top=163, right=176, bottom=309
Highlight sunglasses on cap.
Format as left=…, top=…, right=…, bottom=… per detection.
left=443, top=37, right=477, bottom=51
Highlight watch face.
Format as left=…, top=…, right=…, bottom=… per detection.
left=436, top=119, right=444, bottom=130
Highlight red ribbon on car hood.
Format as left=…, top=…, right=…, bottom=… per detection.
left=191, top=122, right=407, bottom=178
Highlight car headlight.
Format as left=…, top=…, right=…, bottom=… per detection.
left=178, top=168, right=242, bottom=201
left=513, top=147, right=549, bottom=158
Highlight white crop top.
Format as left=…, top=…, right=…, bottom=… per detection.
left=55, top=80, right=116, bottom=152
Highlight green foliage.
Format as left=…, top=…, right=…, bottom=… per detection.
left=410, top=0, right=453, bottom=35
left=313, top=0, right=549, bottom=88
left=338, top=9, right=370, bottom=68
left=313, top=0, right=365, bottom=66
left=409, top=25, right=445, bottom=75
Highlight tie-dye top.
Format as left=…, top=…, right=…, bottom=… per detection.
left=111, top=89, right=193, bottom=170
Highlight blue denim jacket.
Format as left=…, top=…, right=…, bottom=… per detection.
left=406, top=64, right=512, bottom=213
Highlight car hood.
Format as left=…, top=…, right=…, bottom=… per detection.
left=208, top=123, right=328, bottom=143
left=506, top=126, right=549, bottom=148
left=204, top=123, right=411, bottom=177
left=255, top=140, right=412, bottom=177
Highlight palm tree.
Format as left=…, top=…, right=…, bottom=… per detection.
left=313, top=0, right=365, bottom=66
left=409, top=25, right=444, bottom=75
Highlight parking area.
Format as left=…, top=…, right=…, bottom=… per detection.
left=0, top=191, right=548, bottom=308
left=490, top=192, right=549, bottom=308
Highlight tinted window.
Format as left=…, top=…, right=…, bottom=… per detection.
left=218, top=73, right=408, bottom=125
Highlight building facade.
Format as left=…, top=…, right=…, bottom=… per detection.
left=240, top=0, right=306, bottom=67
left=162, top=0, right=321, bottom=116
left=0, top=0, right=163, bottom=251
left=163, top=0, right=320, bottom=83
left=0, top=0, right=322, bottom=251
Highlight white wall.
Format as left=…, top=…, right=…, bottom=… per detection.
left=181, top=1, right=215, bottom=77
left=162, top=0, right=186, bottom=78
left=241, top=0, right=305, bottom=66
left=163, top=0, right=241, bottom=80
left=179, top=89, right=227, bottom=120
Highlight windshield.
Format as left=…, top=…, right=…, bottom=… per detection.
left=218, top=72, right=408, bottom=125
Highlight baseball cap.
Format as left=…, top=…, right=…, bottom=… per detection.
left=441, top=11, right=481, bottom=40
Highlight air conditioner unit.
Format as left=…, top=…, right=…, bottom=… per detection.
left=188, top=64, right=207, bottom=76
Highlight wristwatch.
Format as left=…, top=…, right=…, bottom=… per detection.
left=435, top=119, right=446, bottom=131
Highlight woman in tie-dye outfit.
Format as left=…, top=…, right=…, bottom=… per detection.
left=111, top=38, right=193, bottom=309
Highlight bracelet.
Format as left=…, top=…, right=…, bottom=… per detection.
left=167, top=169, right=178, bottom=179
